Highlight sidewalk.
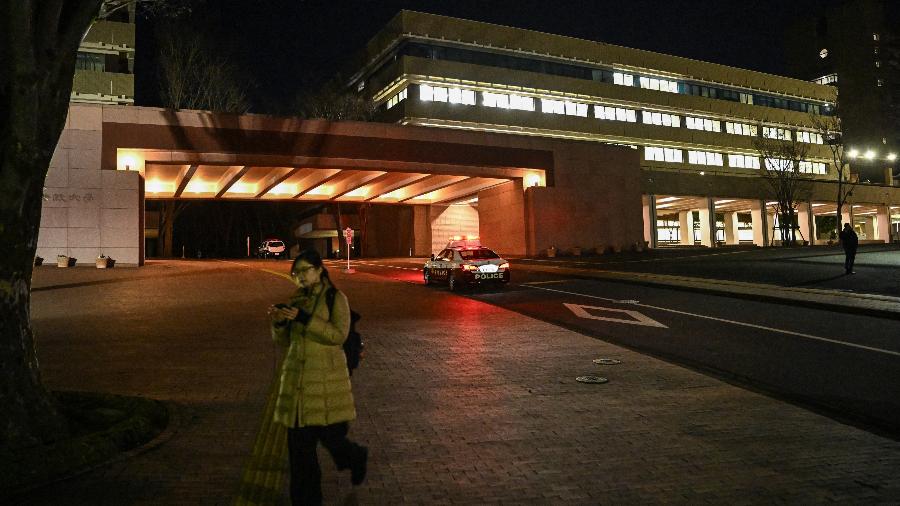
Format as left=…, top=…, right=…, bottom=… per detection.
left=20, top=260, right=900, bottom=504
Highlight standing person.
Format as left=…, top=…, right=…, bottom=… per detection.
left=269, top=249, right=368, bottom=505
left=839, top=223, right=859, bottom=275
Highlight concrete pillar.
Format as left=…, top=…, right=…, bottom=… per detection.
left=876, top=205, right=891, bottom=243
left=724, top=212, right=740, bottom=245
left=642, top=195, right=658, bottom=248
left=679, top=211, right=693, bottom=245
left=797, top=202, right=813, bottom=245
left=841, top=205, right=852, bottom=230
left=863, top=216, right=876, bottom=240
left=751, top=200, right=767, bottom=246
left=698, top=198, right=715, bottom=247
left=885, top=167, right=894, bottom=186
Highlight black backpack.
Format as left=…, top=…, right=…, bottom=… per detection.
left=325, top=287, right=364, bottom=375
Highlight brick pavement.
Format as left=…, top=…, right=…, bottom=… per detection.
left=17, top=260, right=900, bottom=504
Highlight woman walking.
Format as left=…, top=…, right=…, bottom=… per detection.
left=269, top=249, right=367, bottom=505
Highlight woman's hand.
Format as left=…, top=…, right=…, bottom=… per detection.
left=268, top=305, right=299, bottom=323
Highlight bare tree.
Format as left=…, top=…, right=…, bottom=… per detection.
left=158, top=200, right=191, bottom=257
left=157, top=24, right=251, bottom=113
left=293, top=87, right=376, bottom=122
left=0, top=0, right=189, bottom=450
left=754, top=130, right=813, bottom=246
left=809, top=102, right=856, bottom=238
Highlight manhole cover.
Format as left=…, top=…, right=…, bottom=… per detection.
left=592, top=358, right=622, bottom=365
left=576, top=375, right=609, bottom=384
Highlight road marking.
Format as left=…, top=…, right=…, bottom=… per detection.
left=526, top=284, right=900, bottom=358
left=522, top=280, right=568, bottom=285
left=564, top=303, right=667, bottom=328
left=215, top=260, right=291, bottom=281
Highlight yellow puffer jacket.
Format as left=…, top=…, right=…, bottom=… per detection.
left=272, top=280, right=355, bottom=428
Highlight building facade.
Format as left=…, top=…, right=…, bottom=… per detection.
left=347, top=11, right=900, bottom=246
left=71, top=4, right=135, bottom=105
left=787, top=0, right=899, bottom=184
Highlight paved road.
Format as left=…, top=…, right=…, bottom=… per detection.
left=20, top=259, right=900, bottom=504
left=344, top=257, right=900, bottom=435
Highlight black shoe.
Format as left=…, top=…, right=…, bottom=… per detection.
left=351, top=446, right=368, bottom=486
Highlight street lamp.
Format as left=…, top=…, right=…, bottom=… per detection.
left=848, top=148, right=860, bottom=158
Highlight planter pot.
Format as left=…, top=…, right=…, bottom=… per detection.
left=547, top=247, right=557, bottom=258
left=96, top=257, right=109, bottom=269
left=57, top=255, right=69, bottom=268
left=34, top=256, right=44, bottom=266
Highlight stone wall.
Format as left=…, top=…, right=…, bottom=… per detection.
left=38, top=104, right=142, bottom=265
left=429, top=204, right=479, bottom=254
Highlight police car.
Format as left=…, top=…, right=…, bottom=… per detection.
left=423, top=237, right=510, bottom=291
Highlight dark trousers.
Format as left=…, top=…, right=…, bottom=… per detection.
left=287, top=422, right=361, bottom=506
left=844, top=248, right=857, bottom=273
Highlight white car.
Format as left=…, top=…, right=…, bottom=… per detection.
left=423, top=244, right=510, bottom=291
left=257, top=239, right=287, bottom=259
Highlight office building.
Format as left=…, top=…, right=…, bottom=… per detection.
left=787, top=0, right=899, bottom=184
left=71, top=3, right=136, bottom=105
left=345, top=10, right=899, bottom=246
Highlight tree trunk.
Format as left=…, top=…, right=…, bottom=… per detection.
left=0, top=0, right=104, bottom=449
left=161, top=201, right=175, bottom=257
left=0, top=151, right=70, bottom=449
left=334, top=203, right=344, bottom=260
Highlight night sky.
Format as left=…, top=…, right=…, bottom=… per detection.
left=136, top=0, right=823, bottom=113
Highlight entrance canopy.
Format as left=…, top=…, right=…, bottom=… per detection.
left=106, top=110, right=551, bottom=205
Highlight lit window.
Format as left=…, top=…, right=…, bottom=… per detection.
left=763, top=126, right=791, bottom=140
left=386, top=88, right=408, bottom=109
left=613, top=72, right=634, bottom=86
left=433, top=86, right=448, bottom=102
left=483, top=91, right=510, bottom=108
left=540, top=98, right=565, bottom=114
left=509, top=94, right=535, bottom=111
left=641, top=111, right=680, bottom=127
left=796, top=131, right=823, bottom=144
left=644, top=147, right=683, bottom=163
left=873, top=33, right=880, bottom=41
left=728, top=154, right=760, bottom=169
left=725, top=121, right=757, bottom=137
left=763, top=157, right=792, bottom=171
left=419, top=83, right=434, bottom=101
left=594, top=106, right=636, bottom=122
left=639, top=76, right=679, bottom=93
left=564, top=101, right=588, bottom=117
left=739, top=93, right=754, bottom=105
left=685, top=116, right=721, bottom=132
left=448, top=88, right=476, bottom=105
left=877, top=79, right=884, bottom=87
left=799, top=161, right=827, bottom=174
left=688, top=150, right=723, bottom=166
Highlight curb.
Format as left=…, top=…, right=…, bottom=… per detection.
left=6, top=399, right=180, bottom=501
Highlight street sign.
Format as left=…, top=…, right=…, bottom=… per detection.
left=564, top=303, right=667, bottom=328
left=342, top=227, right=354, bottom=273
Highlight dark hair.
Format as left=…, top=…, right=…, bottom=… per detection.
left=291, top=249, right=330, bottom=282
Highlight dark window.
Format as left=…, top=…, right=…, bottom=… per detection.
left=75, top=52, right=105, bottom=71
left=459, top=248, right=501, bottom=260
